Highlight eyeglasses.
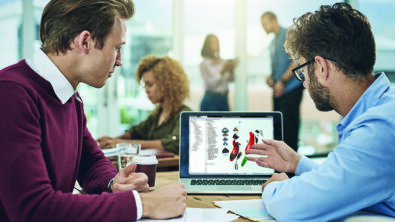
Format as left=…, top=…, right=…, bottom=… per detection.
left=292, top=57, right=336, bottom=81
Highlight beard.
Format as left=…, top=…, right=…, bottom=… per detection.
left=308, top=66, right=334, bottom=112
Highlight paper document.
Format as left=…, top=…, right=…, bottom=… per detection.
left=214, top=199, right=274, bottom=221
left=102, top=148, right=159, bottom=157
left=139, top=207, right=239, bottom=222
left=102, top=147, right=117, bottom=157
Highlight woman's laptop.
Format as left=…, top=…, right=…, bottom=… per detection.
left=179, top=111, right=283, bottom=194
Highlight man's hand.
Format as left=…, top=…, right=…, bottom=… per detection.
left=97, top=136, right=120, bottom=149
left=112, top=163, right=149, bottom=192
left=246, top=138, right=301, bottom=173
left=266, top=76, right=274, bottom=88
left=262, top=173, right=288, bottom=191
left=273, top=81, right=285, bottom=98
left=140, top=182, right=187, bottom=219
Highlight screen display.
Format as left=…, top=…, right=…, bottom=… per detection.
left=188, top=115, right=275, bottom=175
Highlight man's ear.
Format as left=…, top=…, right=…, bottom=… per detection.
left=71, top=30, right=92, bottom=54
left=314, top=56, right=330, bottom=80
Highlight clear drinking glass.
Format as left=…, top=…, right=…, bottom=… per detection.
left=116, top=143, right=140, bottom=170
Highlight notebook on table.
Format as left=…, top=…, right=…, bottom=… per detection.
left=179, top=111, right=283, bottom=194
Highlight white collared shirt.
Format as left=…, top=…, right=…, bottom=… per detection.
left=26, top=49, right=78, bottom=104
left=25, top=49, right=143, bottom=219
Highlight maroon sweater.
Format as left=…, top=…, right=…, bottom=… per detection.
left=0, top=60, right=138, bottom=221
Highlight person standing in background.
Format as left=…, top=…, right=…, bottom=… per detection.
left=261, top=12, right=304, bottom=152
left=200, top=34, right=238, bottom=111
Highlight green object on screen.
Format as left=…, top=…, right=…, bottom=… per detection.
left=241, top=156, right=248, bottom=167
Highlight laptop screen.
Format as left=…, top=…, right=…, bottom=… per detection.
left=180, top=112, right=282, bottom=178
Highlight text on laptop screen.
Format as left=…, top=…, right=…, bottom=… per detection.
left=188, top=115, right=275, bottom=175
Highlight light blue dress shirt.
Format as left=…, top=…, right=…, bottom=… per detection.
left=262, top=73, right=395, bottom=221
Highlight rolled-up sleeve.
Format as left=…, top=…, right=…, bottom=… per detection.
left=295, top=155, right=319, bottom=176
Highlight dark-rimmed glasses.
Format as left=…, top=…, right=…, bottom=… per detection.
left=292, top=57, right=336, bottom=81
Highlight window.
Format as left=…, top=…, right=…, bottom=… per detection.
left=357, top=0, right=395, bottom=82
left=116, top=0, right=174, bottom=135
left=183, top=0, right=236, bottom=111
left=0, top=1, right=21, bottom=68
left=6, top=0, right=391, bottom=155
left=181, top=0, right=342, bottom=155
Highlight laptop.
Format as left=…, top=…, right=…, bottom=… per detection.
left=179, top=111, right=283, bottom=194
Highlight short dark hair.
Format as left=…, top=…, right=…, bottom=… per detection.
left=40, top=0, right=135, bottom=54
left=201, top=34, right=218, bottom=58
left=261, top=11, right=277, bottom=21
left=285, top=3, right=376, bottom=79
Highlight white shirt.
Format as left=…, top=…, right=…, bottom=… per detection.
left=25, top=49, right=143, bottom=219
left=200, top=58, right=234, bottom=94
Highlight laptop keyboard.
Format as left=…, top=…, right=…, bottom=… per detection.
left=190, top=179, right=266, bottom=186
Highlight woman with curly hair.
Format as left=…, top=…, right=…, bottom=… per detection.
left=97, top=55, right=191, bottom=154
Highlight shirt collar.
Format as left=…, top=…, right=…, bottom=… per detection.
left=25, top=49, right=79, bottom=104
left=337, top=73, right=390, bottom=133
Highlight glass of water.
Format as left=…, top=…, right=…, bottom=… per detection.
left=116, top=143, right=140, bottom=170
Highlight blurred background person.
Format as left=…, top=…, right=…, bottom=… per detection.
left=199, top=34, right=238, bottom=111
left=97, top=55, right=191, bottom=154
left=261, top=11, right=304, bottom=152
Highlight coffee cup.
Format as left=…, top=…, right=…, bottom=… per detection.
left=133, top=155, right=158, bottom=188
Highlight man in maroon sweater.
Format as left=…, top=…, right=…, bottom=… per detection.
left=0, top=1, right=186, bottom=221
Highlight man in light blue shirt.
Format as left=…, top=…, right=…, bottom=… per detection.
left=247, top=3, right=395, bottom=221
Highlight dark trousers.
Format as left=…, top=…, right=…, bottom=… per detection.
left=200, top=91, right=230, bottom=111
left=273, top=85, right=304, bottom=152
